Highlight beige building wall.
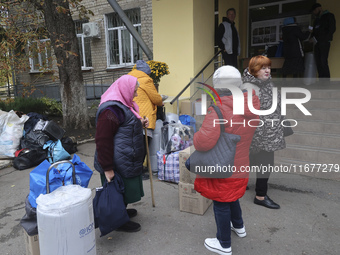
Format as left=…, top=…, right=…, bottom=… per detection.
left=152, top=0, right=194, bottom=100
left=152, top=0, right=215, bottom=113
left=193, top=0, right=215, bottom=93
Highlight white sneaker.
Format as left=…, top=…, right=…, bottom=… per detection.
left=204, top=238, right=232, bottom=255
left=230, top=222, right=246, bottom=237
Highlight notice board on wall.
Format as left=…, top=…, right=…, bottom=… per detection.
left=251, top=14, right=311, bottom=46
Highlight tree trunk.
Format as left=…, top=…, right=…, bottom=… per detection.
left=35, top=0, right=91, bottom=129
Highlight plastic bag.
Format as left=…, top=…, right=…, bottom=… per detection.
left=0, top=110, right=29, bottom=157
left=61, top=136, right=78, bottom=154
left=34, top=119, right=65, bottom=140
left=36, top=185, right=96, bottom=255
left=25, top=129, right=50, bottom=147
left=179, top=115, right=196, bottom=132
left=13, top=148, right=47, bottom=170
left=160, top=123, right=194, bottom=154
left=157, top=151, right=180, bottom=183
left=43, top=139, right=71, bottom=163
left=20, top=196, right=38, bottom=236
left=28, top=154, right=93, bottom=208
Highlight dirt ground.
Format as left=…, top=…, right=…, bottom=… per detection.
left=50, top=116, right=97, bottom=143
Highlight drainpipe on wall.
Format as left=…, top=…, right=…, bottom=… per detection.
left=107, top=0, right=153, bottom=60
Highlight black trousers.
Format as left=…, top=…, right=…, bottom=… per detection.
left=249, top=150, right=274, bottom=197
left=314, top=42, right=331, bottom=78
left=222, top=51, right=238, bottom=69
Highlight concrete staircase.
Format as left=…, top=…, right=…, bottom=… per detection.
left=275, top=83, right=340, bottom=181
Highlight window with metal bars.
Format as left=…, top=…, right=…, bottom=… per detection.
left=105, top=8, right=142, bottom=68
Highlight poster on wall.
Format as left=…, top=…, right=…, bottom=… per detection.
left=251, top=14, right=311, bottom=46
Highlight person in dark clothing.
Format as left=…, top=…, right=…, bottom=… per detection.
left=216, top=8, right=240, bottom=68
left=94, top=75, right=149, bottom=232
left=282, top=17, right=310, bottom=79
left=310, top=3, right=336, bottom=79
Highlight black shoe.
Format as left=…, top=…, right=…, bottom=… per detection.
left=254, top=195, right=280, bottom=209
left=127, top=208, right=137, bottom=218
left=116, top=220, right=141, bottom=232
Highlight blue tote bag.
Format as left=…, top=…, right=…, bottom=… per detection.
left=28, top=154, right=93, bottom=208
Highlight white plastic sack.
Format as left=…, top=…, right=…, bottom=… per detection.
left=37, top=185, right=96, bottom=255
left=149, top=119, right=163, bottom=171
left=0, top=110, right=29, bottom=157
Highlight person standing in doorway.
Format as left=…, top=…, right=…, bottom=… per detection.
left=217, top=8, right=240, bottom=69
left=310, top=3, right=336, bottom=79
left=282, top=17, right=310, bottom=80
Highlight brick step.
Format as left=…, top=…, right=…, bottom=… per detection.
left=273, top=84, right=340, bottom=99
left=275, top=144, right=340, bottom=165
left=308, top=89, right=340, bottom=99
left=290, top=119, right=340, bottom=135
left=286, top=108, right=340, bottom=121
left=286, top=99, right=340, bottom=110
left=274, top=156, right=340, bottom=181
left=285, top=131, right=340, bottom=150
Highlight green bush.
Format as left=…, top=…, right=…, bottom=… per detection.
left=39, top=97, right=63, bottom=116
left=0, top=97, right=62, bottom=116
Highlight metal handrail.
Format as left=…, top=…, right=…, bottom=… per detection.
left=170, top=49, right=222, bottom=105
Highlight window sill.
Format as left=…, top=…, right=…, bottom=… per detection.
left=81, top=67, right=94, bottom=72
left=29, top=70, right=53, bottom=74
left=106, top=65, right=134, bottom=71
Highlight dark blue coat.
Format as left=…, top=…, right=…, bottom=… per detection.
left=94, top=101, right=145, bottom=178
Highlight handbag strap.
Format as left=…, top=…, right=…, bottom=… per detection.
left=210, top=104, right=226, bottom=136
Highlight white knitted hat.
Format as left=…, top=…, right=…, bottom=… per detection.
left=212, top=65, right=242, bottom=89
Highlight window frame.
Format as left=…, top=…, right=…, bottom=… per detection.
left=75, top=20, right=93, bottom=70
left=29, top=38, right=52, bottom=73
left=105, top=9, right=142, bottom=69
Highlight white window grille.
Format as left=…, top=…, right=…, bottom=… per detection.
left=105, top=8, right=142, bottom=68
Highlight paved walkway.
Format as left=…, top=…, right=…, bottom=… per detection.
left=0, top=141, right=339, bottom=255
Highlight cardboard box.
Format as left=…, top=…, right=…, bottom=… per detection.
left=180, top=100, right=192, bottom=115
left=179, top=181, right=212, bottom=215
left=179, top=146, right=196, bottom=184
left=24, top=230, right=40, bottom=255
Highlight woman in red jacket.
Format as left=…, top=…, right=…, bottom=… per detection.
left=194, top=66, right=260, bottom=255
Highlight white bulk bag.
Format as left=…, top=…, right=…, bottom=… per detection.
left=0, top=110, right=29, bottom=157
left=36, top=185, right=96, bottom=255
